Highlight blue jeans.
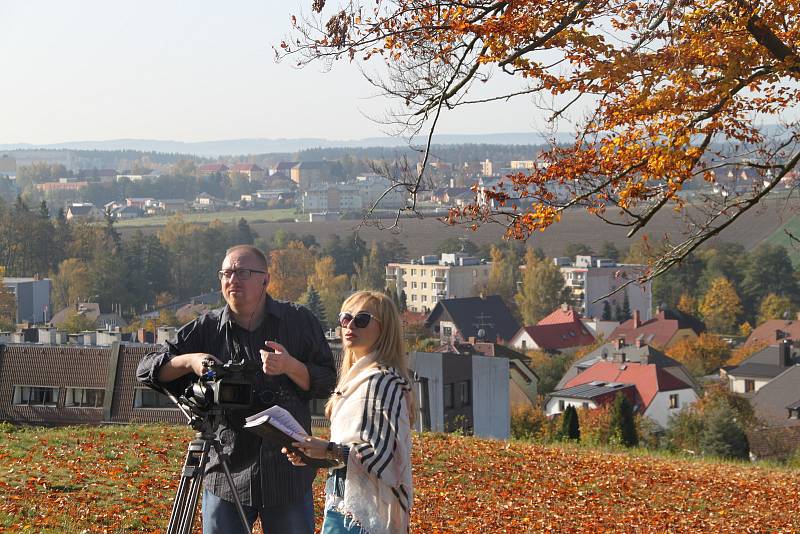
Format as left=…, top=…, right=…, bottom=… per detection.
left=202, top=488, right=314, bottom=534
left=321, top=509, right=368, bottom=534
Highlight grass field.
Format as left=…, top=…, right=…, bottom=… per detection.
left=113, top=208, right=297, bottom=228
left=1, top=424, right=799, bottom=533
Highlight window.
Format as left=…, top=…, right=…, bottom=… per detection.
left=411, top=294, right=417, bottom=302
left=582, top=402, right=589, bottom=409
left=443, top=384, right=454, bottom=409
left=422, top=282, right=427, bottom=289
left=457, top=380, right=471, bottom=407
left=521, top=340, right=527, bottom=350
left=669, top=394, right=679, bottom=409
left=422, top=295, right=427, bottom=302
left=133, top=387, right=176, bottom=409
left=442, top=326, right=452, bottom=337
left=411, top=282, right=417, bottom=289
left=411, top=269, right=417, bottom=275
left=744, top=379, right=755, bottom=393
left=558, top=400, right=565, bottom=412
left=65, top=387, right=105, bottom=408
left=12, top=386, right=59, bottom=406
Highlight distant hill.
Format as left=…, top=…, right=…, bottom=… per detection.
left=0, top=132, right=575, bottom=157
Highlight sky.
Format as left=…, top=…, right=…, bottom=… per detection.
left=0, top=1, right=558, bottom=145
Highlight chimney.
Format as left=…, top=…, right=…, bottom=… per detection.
left=633, top=309, right=641, bottom=329
left=780, top=339, right=792, bottom=367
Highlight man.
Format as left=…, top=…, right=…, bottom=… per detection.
left=137, top=245, right=336, bottom=533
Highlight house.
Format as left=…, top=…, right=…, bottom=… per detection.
left=197, top=163, right=229, bottom=176
left=725, top=340, right=799, bottom=394
left=510, top=304, right=596, bottom=353
left=608, top=308, right=705, bottom=349
left=229, top=163, right=265, bottom=181
left=743, top=314, right=800, bottom=347
left=425, top=295, right=520, bottom=345
left=410, top=350, right=510, bottom=438
left=556, top=337, right=696, bottom=392
left=193, top=192, right=226, bottom=211
left=65, top=203, right=100, bottom=221
left=50, top=303, right=127, bottom=330
left=290, top=161, right=334, bottom=190
left=434, top=340, right=539, bottom=409
left=546, top=359, right=699, bottom=429
left=110, top=205, right=144, bottom=220
left=155, top=199, right=187, bottom=214
left=748, top=363, right=800, bottom=428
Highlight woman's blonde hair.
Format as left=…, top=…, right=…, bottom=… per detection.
left=326, top=290, right=415, bottom=422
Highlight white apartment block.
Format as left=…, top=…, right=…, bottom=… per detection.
left=385, top=253, right=491, bottom=313
left=557, top=255, right=652, bottom=321
left=301, top=175, right=405, bottom=213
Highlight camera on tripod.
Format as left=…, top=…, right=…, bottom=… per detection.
left=183, top=358, right=261, bottom=411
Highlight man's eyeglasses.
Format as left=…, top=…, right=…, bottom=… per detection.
left=338, top=311, right=380, bottom=329
left=217, top=268, right=266, bottom=281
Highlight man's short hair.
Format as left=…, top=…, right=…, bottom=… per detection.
left=225, top=245, right=268, bottom=269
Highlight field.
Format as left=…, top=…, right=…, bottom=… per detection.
left=113, top=208, right=296, bottom=228
left=116, top=196, right=793, bottom=259
left=1, top=424, right=799, bottom=533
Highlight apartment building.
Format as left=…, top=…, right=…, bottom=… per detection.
left=557, top=255, right=652, bottom=321
left=385, top=253, right=491, bottom=313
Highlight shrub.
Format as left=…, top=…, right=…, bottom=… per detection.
left=699, top=403, right=749, bottom=460
left=510, top=403, right=556, bottom=442
left=559, top=405, right=580, bottom=442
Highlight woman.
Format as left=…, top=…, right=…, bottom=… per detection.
left=283, top=290, right=414, bottom=534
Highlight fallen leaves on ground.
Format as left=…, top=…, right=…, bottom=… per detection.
left=0, top=425, right=798, bottom=532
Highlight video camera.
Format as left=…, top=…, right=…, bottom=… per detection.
left=183, top=359, right=261, bottom=412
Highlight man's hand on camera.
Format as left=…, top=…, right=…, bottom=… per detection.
left=156, top=353, right=222, bottom=383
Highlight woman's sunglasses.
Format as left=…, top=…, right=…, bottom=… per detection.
left=338, top=311, right=380, bottom=329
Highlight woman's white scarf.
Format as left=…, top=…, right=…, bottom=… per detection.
left=329, top=352, right=413, bottom=534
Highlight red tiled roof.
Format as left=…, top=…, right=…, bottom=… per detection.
left=231, top=163, right=262, bottom=172
left=563, top=361, right=691, bottom=411
left=538, top=305, right=582, bottom=325
left=609, top=309, right=703, bottom=348
left=518, top=322, right=595, bottom=350
left=745, top=319, right=800, bottom=347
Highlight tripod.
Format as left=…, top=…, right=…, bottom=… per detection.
left=166, top=398, right=250, bottom=534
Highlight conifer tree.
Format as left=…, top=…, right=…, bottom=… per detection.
left=300, top=285, right=327, bottom=323
left=609, top=392, right=638, bottom=447
left=560, top=405, right=580, bottom=442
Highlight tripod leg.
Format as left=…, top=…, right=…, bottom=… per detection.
left=211, top=440, right=251, bottom=532
left=167, top=438, right=208, bottom=534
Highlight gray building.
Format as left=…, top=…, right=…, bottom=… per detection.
left=410, top=350, right=510, bottom=439
left=3, top=277, right=52, bottom=324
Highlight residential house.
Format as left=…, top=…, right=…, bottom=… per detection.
left=386, top=252, right=491, bottom=313
left=229, top=163, right=265, bottom=182
left=410, top=350, right=510, bottom=438
left=743, top=314, right=800, bottom=347
left=193, top=192, right=226, bottom=211
left=290, top=161, right=334, bottom=190
left=725, top=340, right=799, bottom=394
left=435, top=340, right=539, bottom=409
left=197, top=163, right=229, bottom=176
left=546, top=359, right=699, bottom=429
left=510, top=304, right=596, bottom=353
left=2, top=277, right=51, bottom=324
left=50, top=303, right=127, bottom=330
left=110, top=205, right=144, bottom=220
left=556, top=255, right=652, bottom=321
left=745, top=358, right=800, bottom=461
left=35, top=181, right=89, bottom=193
left=609, top=307, right=705, bottom=350
left=424, top=294, right=520, bottom=345
left=65, top=203, right=100, bottom=221
left=154, top=199, right=187, bottom=214
left=556, top=337, right=697, bottom=392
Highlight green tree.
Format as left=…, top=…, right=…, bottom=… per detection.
left=323, top=232, right=366, bottom=276
left=435, top=237, right=479, bottom=256
left=563, top=243, right=592, bottom=258
left=236, top=218, right=257, bottom=245
left=699, top=276, right=743, bottom=333
left=699, top=404, right=749, bottom=460
left=740, top=244, right=800, bottom=322
left=60, top=310, right=98, bottom=333
left=757, top=293, right=796, bottom=324
left=515, top=249, right=566, bottom=325
left=300, top=285, right=327, bottom=323
left=483, top=245, right=518, bottom=307
left=51, top=258, right=91, bottom=310
left=598, top=241, right=621, bottom=262
left=601, top=301, right=612, bottom=321
left=615, top=293, right=631, bottom=322
left=609, top=392, right=638, bottom=447
left=352, top=242, right=385, bottom=291
left=559, top=405, right=580, bottom=442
